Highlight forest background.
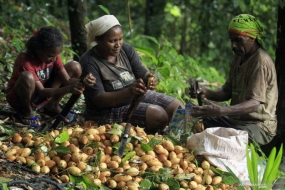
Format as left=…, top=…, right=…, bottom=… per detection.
left=0, top=0, right=284, bottom=147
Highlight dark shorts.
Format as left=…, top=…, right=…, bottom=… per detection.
left=85, top=90, right=175, bottom=127
left=203, top=116, right=274, bottom=145
left=6, top=75, right=54, bottom=111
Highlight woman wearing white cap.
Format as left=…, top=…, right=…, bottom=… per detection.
left=80, top=15, right=184, bottom=133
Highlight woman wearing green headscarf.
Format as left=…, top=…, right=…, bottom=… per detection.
left=190, top=14, right=278, bottom=146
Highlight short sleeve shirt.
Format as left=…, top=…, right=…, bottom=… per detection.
left=80, top=42, right=148, bottom=115
left=7, top=53, right=64, bottom=94
left=223, top=48, right=278, bottom=135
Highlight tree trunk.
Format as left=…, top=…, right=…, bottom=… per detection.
left=179, top=0, right=190, bottom=54
left=144, top=0, right=166, bottom=38
left=67, top=0, right=87, bottom=61
left=274, top=1, right=285, bottom=182
left=49, top=0, right=65, bottom=19
left=276, top=1, right=285, bottom=138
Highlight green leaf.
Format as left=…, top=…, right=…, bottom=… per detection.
left=1, top=183, right=9, bottom=190
left=12, top=38, right=25, bottom=52
left=211, top=166, right=244, bottom=190
left=139, top=35, right=159, bottom=46
left=267, top=143, right=283, bottom=183
left=68, top=174, right=77, bottom=183
left=153, top=175, right=162, bottom=183
left=158, top=168, right=172, bottom=182
left=222, top=164, right=243, bottom=188
left=113, top=123, right=124, bottom=131
left=164, top=136, right=180, bottom=146
left=95, top=150, right=102, bottom=166
left=141, top=170, right=155, bottom=178
left=140, top=142, right=152, bottom=152
left=122, top=151, right=136, bottom=164
left=82, top=175, right=97, bottom=189
left=160, top=175, right=169, bottom=182
left=0, top=136, right=7, bottom=141
left=237, top=0, right=246, bottom=12
left=112, top=142, right=120, bottom=150
left=0, top=177, right=12, bottom=183
left=135, top=47, right=158, bottom=65
left=262, top=147, right=276, bottom=184
left=140, top=179, right=152, bottom=190
left=53, top=145, right=70, bottom=154
left=98, top=5, right=110, bottom=15
left=4, top=127, right=14, bottom=137
left=131, top=135, right=143, bottom=141
left=250, top=143, right=259, bottom=188
left=68, top=175, right=90, bottom=190
left=174, top=173, right=195, bottom=181
left=98, top=186, right=105, bottom=190
left=246, top=144, right=255, bottom=188
left=147, top=139, right=163, bottom=148
left=202, top=166, right=209, bottom=185
left=85, top=142, right=100, bottom=149
left=54, top=130, right=69, bottom=143
left=77, top=181, right=87, bottom=190
left=159, top=168, right=172, bottom=175
left=166, top=178, right=180, bottom=190
left=26, top=129, right=36, bottom=133
left=108, top=128, right=122, bottom=136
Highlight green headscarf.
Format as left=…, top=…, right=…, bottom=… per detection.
left=228, top=14, right=266, bottom=48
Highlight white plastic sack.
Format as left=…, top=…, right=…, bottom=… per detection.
left=187, top=127, right=251, bottom=185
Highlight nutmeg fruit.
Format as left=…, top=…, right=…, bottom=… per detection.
left=195, top=122, right=204, bottom=133
left=147, top=76, right=154, bottom=88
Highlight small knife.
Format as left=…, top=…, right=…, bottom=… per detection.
left=117, top=77, right=153, bottom=157
left=117, top=122, right=132, bottom=157
left=117, top=93, right=145, bottom=157
left=195, top=81, right=203, bottom=106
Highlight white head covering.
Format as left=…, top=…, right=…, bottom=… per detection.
left=85, top=15, right=121, bottom=49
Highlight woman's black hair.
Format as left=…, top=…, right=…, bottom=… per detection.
left=26, top=26, right=63, bottom=58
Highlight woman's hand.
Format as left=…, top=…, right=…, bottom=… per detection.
left=83, top=73, right=96, bottom=87
left=146, top=73, right=158, bottom=90
left=70, top=82, right=85, bottom=94
left=129, top=78, right=147, bottom=95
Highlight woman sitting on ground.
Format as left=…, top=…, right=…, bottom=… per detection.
left=6, top=26, right=96, bottom=127
left=80, top=15, right=184, bottom=134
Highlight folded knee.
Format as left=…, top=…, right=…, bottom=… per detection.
left=65, top=60, right=82, bottom=78
left=20, top=71, right=34, bottom=81
left=19, top=71, right=35, bottom=87
left=146, top=105, right=168, bottom=133
left=15, top=71, right=35, bottom=91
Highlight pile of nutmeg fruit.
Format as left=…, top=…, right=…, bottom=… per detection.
left=0, top=123, right=234, bottom=190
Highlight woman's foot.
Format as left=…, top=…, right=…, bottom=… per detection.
left=16, top=113, right=41, bottom=128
